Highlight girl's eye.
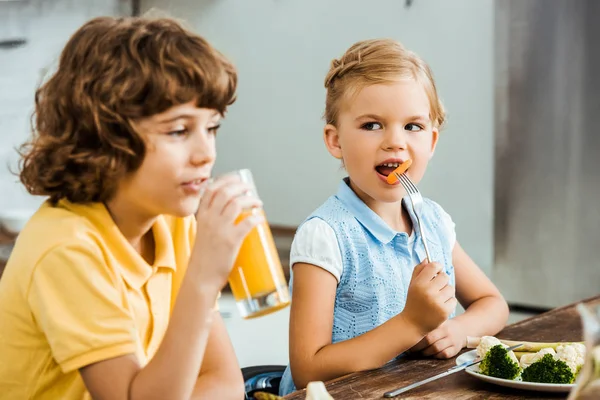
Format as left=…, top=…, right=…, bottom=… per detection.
left=361, top=122, right=383, bottom=131
left=405, top=123, right=423, bottom=132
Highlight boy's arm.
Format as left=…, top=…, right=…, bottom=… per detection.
left=289, top=261, right=454, bottom=390
left=26, top=240, right=221, bottom=400
left=80, top=279, right=221, bottom=400
left=190, top=313, right=245, bottom=400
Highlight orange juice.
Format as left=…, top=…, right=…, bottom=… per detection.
left=228, top=208, right=290, bottom=318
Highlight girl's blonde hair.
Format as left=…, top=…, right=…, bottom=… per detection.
left=324, top=39, right=445, bottom=128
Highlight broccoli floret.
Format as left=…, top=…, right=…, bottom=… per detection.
left=479, top=344, right=521, bottom=380
left=521, top=353, right=574, bottom=384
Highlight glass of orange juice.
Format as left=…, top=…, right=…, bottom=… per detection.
left=227, top=169, right=290, bottom=319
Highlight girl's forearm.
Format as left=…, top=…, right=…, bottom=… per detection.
left=454, top=295, right=509, bottom=338
left=291, top=313, right=424, bottom=389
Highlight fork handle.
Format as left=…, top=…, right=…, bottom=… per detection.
left=420, top=226, right=432, bottom=263
left=416, top=218, right=432, bottom=263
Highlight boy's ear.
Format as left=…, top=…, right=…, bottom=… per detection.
left=324, top=124, right=343, bottom=159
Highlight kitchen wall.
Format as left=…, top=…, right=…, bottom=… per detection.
left=1, top=0, right=495, bottom=275
left=141, top=0, right=496, bottom=275
left=0, top=0, right=127, bottom=213
left=0, top=0, right=566, bottom=370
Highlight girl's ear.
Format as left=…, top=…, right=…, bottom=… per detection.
left=429, top=127, right=439, bottom=158
left=324, top=124, right=343, bottom=159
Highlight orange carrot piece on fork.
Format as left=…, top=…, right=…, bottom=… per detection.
left=386, top=159, right=412, bottom=184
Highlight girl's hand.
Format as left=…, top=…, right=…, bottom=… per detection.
left=409, top=319, right=467, bottom=359
left=401, top=260, right=456, bottom=335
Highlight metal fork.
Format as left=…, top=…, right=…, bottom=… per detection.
left=394, top=172, right=432, bottom=263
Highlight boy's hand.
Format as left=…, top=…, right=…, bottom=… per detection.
left=190, top=175, right=263, bottom=289
left=410, top=319, right=467, bottom=359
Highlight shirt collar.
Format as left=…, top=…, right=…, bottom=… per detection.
left=58, top=200, right=177, bottom=290
left=335, top=178, right=400, bottom=244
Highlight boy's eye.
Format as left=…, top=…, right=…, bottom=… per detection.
left=360, top=122, right=383, bottom=131
left=208, top=124, right=221, bottom=135
left=405, top=123, right=423, bottom=132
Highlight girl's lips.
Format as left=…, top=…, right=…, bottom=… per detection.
left=375, top=170, right=401, bottom=185
left=377, top=157, right=408, bottom=165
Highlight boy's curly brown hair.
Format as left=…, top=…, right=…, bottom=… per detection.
left=19, top=16, right=237, bottom=204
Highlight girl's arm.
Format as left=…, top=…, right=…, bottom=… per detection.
left=411, top=241, right=509, bottom=358
left=289, top=260, right=455, bottom=389
left=452, top=241, right=509, bottom=336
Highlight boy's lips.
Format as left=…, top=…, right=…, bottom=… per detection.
left=181, top=177, right=209, bottom=193
left=182, top=177, right=208, bottom=185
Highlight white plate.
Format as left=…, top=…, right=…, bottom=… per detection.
left=456, top=349, right=575, bottom=393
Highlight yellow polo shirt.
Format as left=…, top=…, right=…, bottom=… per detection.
left=0, top=199, right=197, bottom=400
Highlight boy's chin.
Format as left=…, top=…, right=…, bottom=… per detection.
left=168, top=201, right=199, bottom=218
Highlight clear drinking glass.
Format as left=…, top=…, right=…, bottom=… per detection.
left=226, top=169, right=290, bottom=318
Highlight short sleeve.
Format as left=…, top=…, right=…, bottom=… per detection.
left=429, top=201, right=457, bottom=249
left=290, top=218, right=343, bottom=282
left=27, top=242, right=138, bottom=373
left=440, top=209, right=456, bottom=249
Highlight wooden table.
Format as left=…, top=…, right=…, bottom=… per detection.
left=284, top=295, right=600, bottom=400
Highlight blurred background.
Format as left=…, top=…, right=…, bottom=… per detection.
left=0, top=0, right=598, bottom=368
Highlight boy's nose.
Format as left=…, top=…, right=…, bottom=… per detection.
left=190, top=132, right=216, bottom=166
left=190, top=151, right=214, bottom=166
